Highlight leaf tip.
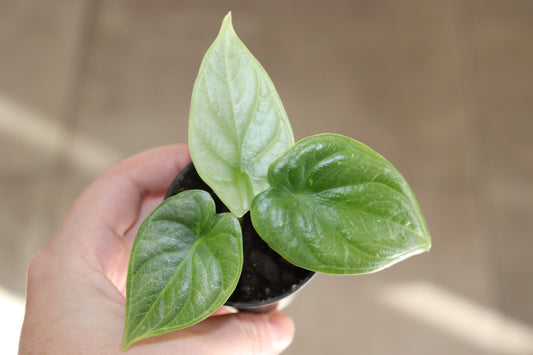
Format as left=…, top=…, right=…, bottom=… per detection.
left=425, top=237, right=432, bottom=252
left=121, top=338, right=131, bottom=351
left=221, top=11, right=234, bottom=32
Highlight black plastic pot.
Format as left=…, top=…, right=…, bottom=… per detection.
left=165, top=163, right=315, bottom=313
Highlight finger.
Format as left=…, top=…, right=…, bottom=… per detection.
left=129, top=311, right=295, bottom=355
left=61, top=144, right=190, bottom=240
left=49, top=145, right=190, bottom=281
left=91, top=144, right=190, bottom=234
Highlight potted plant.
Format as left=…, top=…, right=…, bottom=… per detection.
left=122, top=12, right=431, bottom=350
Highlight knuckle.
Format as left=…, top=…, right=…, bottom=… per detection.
left=103, top=157, right=128, bottom=176
left=26, top=248, right=53, bottom=285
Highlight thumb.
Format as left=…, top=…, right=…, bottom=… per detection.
left=129, top=311, right=295, bottom=355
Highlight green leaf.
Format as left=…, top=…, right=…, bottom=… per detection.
left=122, top=190, right=242, bottom=350
left=189, top=12, right=294, bottom=217
left=251, top=134, right=431, bottom=275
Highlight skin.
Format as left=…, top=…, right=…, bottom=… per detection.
left=19, top=144, right=294, bottom=355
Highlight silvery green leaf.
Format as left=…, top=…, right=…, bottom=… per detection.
left=251, top=134, right=431, bottom=274
left=122, top=190, right=242, bottom=349
left=189, top=12, right=294, bottom=217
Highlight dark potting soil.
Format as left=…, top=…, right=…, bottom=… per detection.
left=165, top=163, right=314, bottom=305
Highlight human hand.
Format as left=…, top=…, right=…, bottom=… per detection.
left=19, top=145, right=294, bottom=354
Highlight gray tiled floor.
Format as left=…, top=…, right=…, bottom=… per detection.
left=1, top=1, right=532, bottom=354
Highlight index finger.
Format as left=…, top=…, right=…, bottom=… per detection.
left=67, top=144, right=191, bottom=239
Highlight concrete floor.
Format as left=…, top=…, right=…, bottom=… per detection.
left=1, top=1, right=532, bottom=354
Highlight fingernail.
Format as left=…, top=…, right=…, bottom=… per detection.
left=268, top=312, right=294, bottom=353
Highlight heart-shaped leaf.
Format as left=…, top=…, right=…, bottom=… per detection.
left=122, top=190, right=242, bottom=350
left=189, top=12, right=294, bottom=217
left=251, top=134, right=431, bottom=275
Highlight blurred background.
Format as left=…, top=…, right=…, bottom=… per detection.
left=1, top=1, right=532, bottom=354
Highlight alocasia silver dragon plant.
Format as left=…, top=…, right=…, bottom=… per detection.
left=121, top=12, right=431, bottom=350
